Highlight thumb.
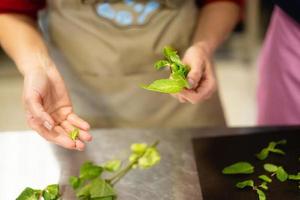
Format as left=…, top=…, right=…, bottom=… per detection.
left=26, top=96, right=54, bottom=130
left=186, top=62, right=204, bottom=89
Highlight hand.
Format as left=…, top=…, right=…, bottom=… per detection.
left=172, top=43, right=217, bottom=104
left=22, top=63, right=92, bottom=151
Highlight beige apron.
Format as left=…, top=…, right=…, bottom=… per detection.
left=46, top=0, right=226, bottom=128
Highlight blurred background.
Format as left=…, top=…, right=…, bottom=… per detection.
left=0, top=0, right=275, bottom=130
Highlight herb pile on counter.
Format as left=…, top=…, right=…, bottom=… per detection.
left=16, top=141, right=161, bottom=200
left=222, top=139, right=300, bottom=200
left=142, top=46, right=190, bottom=94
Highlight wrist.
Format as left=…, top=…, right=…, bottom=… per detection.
left=192, top=41, right=216, bottom=57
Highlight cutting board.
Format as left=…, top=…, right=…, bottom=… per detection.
left=193, top=128, right=300, bottom=200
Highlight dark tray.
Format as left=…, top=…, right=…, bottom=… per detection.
left=192, top=127, right=300, bottom=200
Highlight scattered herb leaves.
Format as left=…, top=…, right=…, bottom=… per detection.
left=256, top=140, right=287, bottom=160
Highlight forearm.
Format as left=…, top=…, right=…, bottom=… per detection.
left=0, top=13, right=52, bottom=76
left=193, top=2, right=240, bottom=55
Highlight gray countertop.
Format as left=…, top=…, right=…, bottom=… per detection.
left=1, top=127, right=271, bottom=200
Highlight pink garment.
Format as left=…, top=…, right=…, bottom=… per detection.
left=258, top=6, right=300, bottom=125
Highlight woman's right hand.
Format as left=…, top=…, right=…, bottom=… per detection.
left=22, top=61, right=92, bottom=151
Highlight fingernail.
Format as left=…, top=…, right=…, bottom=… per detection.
left=43, top=121, right=53, bottom=130
left=188, top=78, right=195, bottom=89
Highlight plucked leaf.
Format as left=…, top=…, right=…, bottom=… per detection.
left=258, top=175, right=272, bottom=183
left=263, top=163, right=278, bottom=173
left=222, top=162, right=254, bottom=174
left=256, top=148, right=269, bottom=160
left=16, top=187, right=41, bottom=200
left=259, top=182, right=269, bottom=190
left=235, top=180, right=254, bottom=189
left=276, top=166, right=288, bottom=182
left=269, top=148, right=285, bottom=155
left=288, top=173, right=300, bottom=181
left=256, top=188, right=266, bottom=200
left=70, top=128, right=80, bottom=141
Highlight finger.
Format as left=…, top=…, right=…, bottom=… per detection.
left=61, top=121, right=92, bottom=142
left=177, top=94, right=188, bottom=103
left=67, top=113, right=90, bottom=130
left=186, top=62, right=205, bottom=89
left=25, top=95, right=54, bottom=130
left=75, top=140, right=85, bottom=151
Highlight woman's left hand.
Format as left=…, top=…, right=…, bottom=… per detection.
left=172, top=42, right=217, bottom=104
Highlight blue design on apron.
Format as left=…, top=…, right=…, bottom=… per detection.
left=95, top=0, right=160, bottom=26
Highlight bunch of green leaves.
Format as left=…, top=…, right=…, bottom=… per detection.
left=69, top=141, right=160, bottom=200
left=142, top=46, right=190, bottom=94
left=256, top=140, right=287, bottom=160
left=16, top=184, right=60, bottom=200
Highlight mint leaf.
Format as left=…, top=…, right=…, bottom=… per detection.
left=154, top=60, right=171, bottom=70
left=142, top=79, right=185, bottom=94
left=163, top=46, right=182, bottom=65
left=259, top=182, right=269, bottom=190
left=70, top=128, right=80, bottom=141
left=16, top=187, right=42, bottom=200
left=104, top=160, right=121, bottom=172
left=258, top=175, right=272, bottom=183
left=69, top=176, right=82, bottom=189
left=42, top=184, right=60, bottom=200
left=236, top=180, right=254, bottom=189
left=89, top=179, right=116, bottom=199
left=269, top=148, right=285, bottom=155
left=256, top=188, right=266, bottom=200
left=80, top=162, right=103, bottom=181
left=76, top=183, right=92, bottom=198
left=222, top=162, right=254, bottom=174
left=263, top=163, right=278, bottom=173
left=288, top=173, right=300, bottom=181
left=276, top=166, right=288, bottom=182
left=256, top=148, right=269, bottom=160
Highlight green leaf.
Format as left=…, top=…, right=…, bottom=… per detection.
left=16, top=187, right=42, bottom=200
left=69, top=176, right=82, bottom=189
left=276, top=166, right=288, bottom=182
left=258, top=175, right=272, bottom=183
left=89, top=179, right=116, bottom=199
left=154, top=60, right=170, bottom=70
left=42, top=184, right=60, bottom=200
left=288, top=173, right=300, bottom=181
left=259, top=182, right=269, bottom=190
left=70, top=128, right=80, bottom=141
left=263, top=163, right=278, bottom=173
left=103, top=160, right=121, bottom=172
left=137, top=147, right=161, bottom=169
left=163, top=46, right=182, bottom=66
left=235, top=180, right=254, bottom=189
left=80, top=162, right=103, bottom=181
left=76, top=183, right=92, bottom=198
left=256, top=188, right=266, bottom=200
left=256, top=148, right=269, bottom=160
left=222, top=162, right=254, bottom=174
left=142, top=79, right=185, bottom=94
left=269, top=148, right=285, bottom=155
left=131, top=143, right=148, bottom=155
left=275, top=139, right=287, bottom=145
